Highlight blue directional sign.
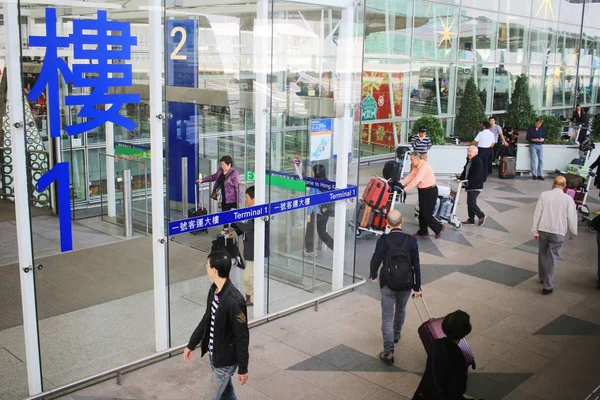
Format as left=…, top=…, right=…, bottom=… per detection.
left=168, top=186, right=357, bottom=236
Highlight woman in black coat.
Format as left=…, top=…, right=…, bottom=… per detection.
left=458, top=146, right=485, bottom=226
left=413, top=310, right=473, bottom=400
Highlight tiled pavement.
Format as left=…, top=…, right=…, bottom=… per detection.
left=57, top=169, right=600, bottom=400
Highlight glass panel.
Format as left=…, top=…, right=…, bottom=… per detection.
left=531, top=0, right=560, bottom=23
left=556, top=24, right=582, bottom=68
left=458, top=9, right=499, bottom=64
left=408, top=62, right=453, bottom=117
left=364, top=0, right=414, bottom=59
left=559, top=1, right=584, bottom=26
left=267, top=0, right=363, bottom=314
left=496, top=15, right=529, bottom=65
left=529, top=19, right=558, bottom=65
left=18, top=3, right=156, bottom=391
left=528, top=64, right=554, bottom=110
left=456, top=63, right=495, bottom=113
left=498, top=0, right=532, bottom=16
left=492, top=64, right=524, bottom=111
left=461, top=0, right=499, bottom=12
left=413, top=2, right=460, bottom=61
left=584, top=0, right=600, bottom=28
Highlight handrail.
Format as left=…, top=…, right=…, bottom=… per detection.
left=23, top=279, right=366, bottom=400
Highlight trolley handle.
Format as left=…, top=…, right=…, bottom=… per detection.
left=412, top=294, right=432, bottom=322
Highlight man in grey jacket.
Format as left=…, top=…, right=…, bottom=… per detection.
left=532, top=176, right=578, bottom=295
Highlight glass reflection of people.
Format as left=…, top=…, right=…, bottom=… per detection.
left=198, top=155, right=240, bottom=212
left=305, top=164, right=334, bottom=257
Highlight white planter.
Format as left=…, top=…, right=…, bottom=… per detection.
left=516, top=143, right=600, bottom=173
left=424, top=145, right=469, bottom=175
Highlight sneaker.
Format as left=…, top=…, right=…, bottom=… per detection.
left=413, top=232, right=430, bottom=237
left=246, top=295, right=254, bottom=307
left=542, top=288, right=554, bottom=295
left=435, top=224, right=445, bottom=239
left=378, top=351, right=394, bottom=365
left=478, top=216, right=486, bottom=226
left=462, top=220, right=475, bottom=225
left=304, top=251, right=314, bottom=258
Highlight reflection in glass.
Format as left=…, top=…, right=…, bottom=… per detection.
left=413, top=2, right=459, bottom=61
left=408, top=63, right=453, bottom=117
left=496, top=15, right=529, bottom=65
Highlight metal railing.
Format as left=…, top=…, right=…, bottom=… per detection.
left=24, top=279, right=365, bottom=400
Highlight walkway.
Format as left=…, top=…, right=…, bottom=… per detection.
left=55, top=169, right=600, bottom=400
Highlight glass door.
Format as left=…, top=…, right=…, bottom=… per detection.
left=18, top=3, right=157, bottom=391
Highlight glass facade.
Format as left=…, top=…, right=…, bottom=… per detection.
left=1, top=0, right=600, bottom=398
left=360, top=0, right=600, bottom=157
left=0, top=1, right=363, bottom=398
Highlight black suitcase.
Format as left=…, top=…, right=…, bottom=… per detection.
left=382, top=161, right=401, bottom=183
left=189, top=183, right=209, bottom=234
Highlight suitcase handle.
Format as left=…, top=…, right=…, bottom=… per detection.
left=412, top=294, right=432, bottom=322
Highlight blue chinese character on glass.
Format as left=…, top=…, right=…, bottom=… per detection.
left=27, top=8, right=140, bottom=138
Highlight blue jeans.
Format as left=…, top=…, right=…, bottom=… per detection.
left=381, top=285, right=412, bottom=355
left=210, top=362, right=238, bottom=400
left=530, top=144, right=543, bottom=177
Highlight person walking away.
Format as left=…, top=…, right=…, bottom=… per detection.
left=532, top=176, right=578, bottom=295
left=398, top=152, right=445, bottom=239
left=459, top=146, right=485, bottom=226
left=526, top=117, right=546, bottom=180
left=369, top=210, right=422, bottom=365
left=231, top=186, right=270, bottom=306
left=411, top=128, right=433, bottom=161
left=198, top=155, right=241, bottom=212
left=412, top=310, right=473, bottom=400
left=184, top=252, right=249, bottom=399
left=305, top=164, right=334, bottom=256
left=489, top=117, right=502, bottom=173
left=471, top=121, right=495, bottom=182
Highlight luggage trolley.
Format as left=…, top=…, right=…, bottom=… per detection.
left=355, top=185, right=406, bottom=237
left=414, top=179, right=468, bottom=230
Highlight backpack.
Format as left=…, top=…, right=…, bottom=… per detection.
left=382, top=234, right=414, bottom=291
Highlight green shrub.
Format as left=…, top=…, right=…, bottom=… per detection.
left=412, top=116, right=445, bottom=145
left=505, top=74, right=537, bottom=130
left=540, top=115, right=563, bottom=144
left=453, top=77, right=486, bottom=141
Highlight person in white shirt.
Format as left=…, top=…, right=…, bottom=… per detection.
left=489, top=117, right=502, bottom=173
left=532, top=176, right=578, bottom=295
left=471, top=121, right=495, bottom=182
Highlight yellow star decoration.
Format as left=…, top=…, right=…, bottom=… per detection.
left=535, top=0, right=556, bottom=21
left=437, top=16, right=457, bottom=50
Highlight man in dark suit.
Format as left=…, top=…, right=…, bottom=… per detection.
left=459, top=145, right=485, bottom=226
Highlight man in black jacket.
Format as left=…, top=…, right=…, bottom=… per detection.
left=184, top=252, right=249, bottom=399
left=231, top=186, right=270, bottom=307
left=369, top=210, right=422, bottom=365
left=459, top=145, right=486, bottom=226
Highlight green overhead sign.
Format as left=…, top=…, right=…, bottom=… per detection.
left=245, top=171, right=306, bottom=192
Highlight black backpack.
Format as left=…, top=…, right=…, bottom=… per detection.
left=382, top=234, right=414, bottom=291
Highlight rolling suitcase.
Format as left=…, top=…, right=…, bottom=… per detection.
left=413, top=296, right=476, bottom=370
left=189, top=183, right=209, bottom=234
left=564, top=173, right=584, bottom=189
left=362, top=177, right=390, bottom=210
left=358, top=202, right=375, bottom=228
left=371, top=211, right=387, bottom=231
left=499, top=156, right=516, bottom=179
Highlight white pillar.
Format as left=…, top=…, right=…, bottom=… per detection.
left=105, top=122, right=116, bottom=217
left=5, top=0, right=42, bottom=395
left=149, top=0, right=169, bottom=351
left=332, top=5, right=355, bottom=291
left=252, top=0, right=268, bottom=318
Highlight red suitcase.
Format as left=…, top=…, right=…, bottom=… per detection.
left=413, top=296, right=476, bottom=369
left=371, top=211, right=387, bottom=230
left=362, top=177, right=390, bottom=210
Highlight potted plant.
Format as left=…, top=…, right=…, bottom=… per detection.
left=412, top=116, right=445, bottom=145
left=505, top=74, right=536, bottom=130
left=453, top=77, right=486, bottom=141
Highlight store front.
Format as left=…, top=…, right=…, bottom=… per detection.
left=0, top=1, right=364, bottom=398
